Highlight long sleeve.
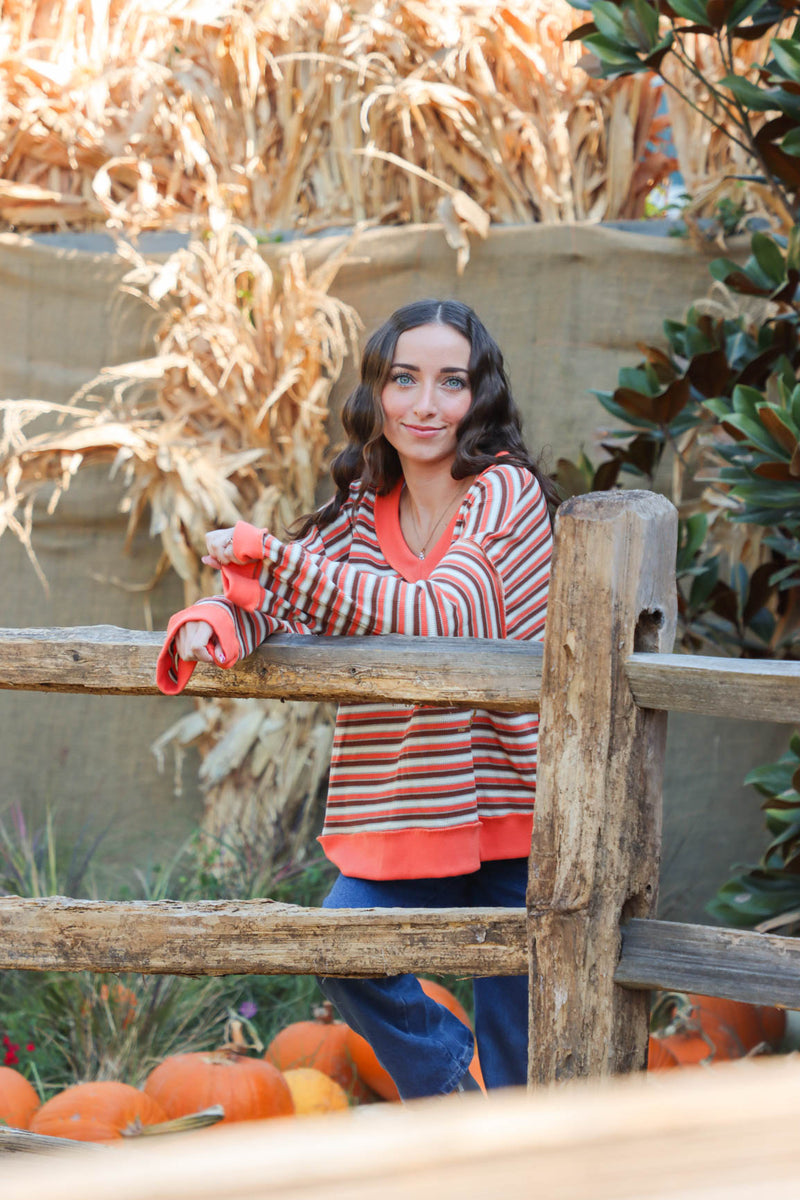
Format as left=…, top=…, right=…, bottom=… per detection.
left=156, top=500, right=356, bottom=695
left=220, top=465, right=551, bottom=641
left=155, top=596, right=312, bottom=695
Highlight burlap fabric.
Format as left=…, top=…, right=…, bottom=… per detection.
left=0, top=222, right=784, bottom=915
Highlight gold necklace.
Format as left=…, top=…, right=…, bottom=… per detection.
left=404, top=483, right=468, bottom=560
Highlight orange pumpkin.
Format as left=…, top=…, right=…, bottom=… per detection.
left=648, top=993, right=787, bottom=1071
left=0, top=1065, right=40, bottom=1129
left=144, top=1043, right=293, bottom=1125
left=282, top=1068, right=350, bottom=1116
left=265, top=1002, right=371, bottom=1101
left=30, top=1081, right=167, bottom=1143
left=345, top=977, right=485, bottom=1100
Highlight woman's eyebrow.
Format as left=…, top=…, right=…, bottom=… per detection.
left=390, top=361, right=469, bottom=373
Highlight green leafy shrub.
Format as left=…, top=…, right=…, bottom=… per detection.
left=708, top=732, right=800, bottom=933
left=566, top=1, right=800, bottom=938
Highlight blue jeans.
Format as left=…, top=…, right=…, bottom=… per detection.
left=316, top=858, right=529, bottom=1100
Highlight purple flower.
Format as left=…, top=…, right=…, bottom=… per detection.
left=238, top=1000, right=258, bottom=1020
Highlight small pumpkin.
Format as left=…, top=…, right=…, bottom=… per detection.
left=144, top=1023, right=294, bottom=1124
left=30, top=1081, right=167, bottom=1143
left=0, top=1065, right=40, bottom=1129
left=648, top=992, right=787, bottom=1071
left=282, top=1068, right=350, bottom=1116
left=265, top=1002, right=371, bottom=1101
left=345, top=977, right=485, bottom=1100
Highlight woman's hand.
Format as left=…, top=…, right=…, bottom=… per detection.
left=174, top=620, right=225, bottom=665
left=202, top=527, right=245, bottom=569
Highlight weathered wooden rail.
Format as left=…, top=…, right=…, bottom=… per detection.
left=1, top=490, right=799, bottom=1087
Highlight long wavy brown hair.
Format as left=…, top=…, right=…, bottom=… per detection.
left=293, top=298, right=559, bottom=537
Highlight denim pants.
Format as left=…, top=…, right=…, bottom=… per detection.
left=316, top=857, right=529, bottom=1100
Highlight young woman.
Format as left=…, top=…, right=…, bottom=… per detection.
left=157, top=298, right=556, bottom=1098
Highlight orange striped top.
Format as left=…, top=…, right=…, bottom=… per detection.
left=157, top=462, right=552, bottom=880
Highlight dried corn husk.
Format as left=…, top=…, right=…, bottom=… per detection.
left=0, top=0, right=677, bottom=252
left=0, top=210, right=359, bottom=868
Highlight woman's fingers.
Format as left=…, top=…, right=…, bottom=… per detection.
left=175, top=620, right=215, bottom=663
left=205, top=527, right=243, bottom=565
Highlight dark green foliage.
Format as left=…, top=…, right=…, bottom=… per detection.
left=567, top=2, right=800, bottom=219
left=563, top=4, right=800, bottom=937
left=555, top=228, right=800, bottom=657
left=707, top=732, right=800, bottom=932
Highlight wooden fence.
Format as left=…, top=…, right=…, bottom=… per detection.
left=1, top=490, right=799, bottom=1087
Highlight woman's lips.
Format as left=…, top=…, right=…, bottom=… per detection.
left=403, top=424, right=444, bottom=436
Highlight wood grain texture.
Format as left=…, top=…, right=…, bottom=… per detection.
left=617, top=918, right=800, bottom=1009
left=0, top=897, right=527, bottom=976
left=528, top=490, right=678, bottom=1085
left=0, top=626, right=542, bottom=710
left=4, top=1055, right=800, bottom=1199
left=6, top=898, right=798, bottom=1011
left=626, top=653, right=800, bottom=724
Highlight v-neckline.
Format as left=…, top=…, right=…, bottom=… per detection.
left=373, top=480, right=465, bottom=582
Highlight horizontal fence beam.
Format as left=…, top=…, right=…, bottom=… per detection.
left=3, top=629, right=799, bottom=722
left=0, top=897, right=528, bottom=976
left=2, top=899, right=798, bottom=1008
left=0, top=626, right=542, bottom=711
left=616, top=918, right=800, bottom=1010
left=626, top=652, right=800, bottom=725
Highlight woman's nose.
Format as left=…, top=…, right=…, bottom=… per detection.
left=413, top=379, right=437, bottom=415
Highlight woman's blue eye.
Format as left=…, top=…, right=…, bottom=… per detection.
left=444, top=376, right=467, bottom=389
left=390, top=372, right=414, bottom=386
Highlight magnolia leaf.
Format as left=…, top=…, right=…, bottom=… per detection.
left=753, top=461, right=796, bottom=480
left=721, top=411, right=793, bottom=457
left=565, top=21, right=598, bottom=42
left=687, top=347, right=734, bottom=397
left=721, top=73, right=780, bottom=111
left=668, top=0, right=711, bottom=22
left=769, top=37, right=800, bottom=84
left=590, top=2, right=631, bottom=42
left=756, top=403, right=800, bottom=452
left=751, top=231, right=787, bottom=285
left=580, top=31, right=645, bottom=68
left=780, top=127, right=800, bottom=158
left=728, top=0, right=779, bottom=27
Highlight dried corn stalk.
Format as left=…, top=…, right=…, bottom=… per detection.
left=1, top=214, right=359, bottom=865
left=3, top=216, right=360, bottom=595
left=0, top=0, right=676, bottom=252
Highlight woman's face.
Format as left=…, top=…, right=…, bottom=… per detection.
left=380, top=322, right=472, bottom=474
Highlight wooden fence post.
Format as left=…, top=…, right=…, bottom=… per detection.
left=527, top=490, right=678, bottom=1085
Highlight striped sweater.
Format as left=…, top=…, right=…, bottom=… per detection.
left=157, top=462, right=552, bottom=880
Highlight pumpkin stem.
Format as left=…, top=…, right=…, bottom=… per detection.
left=220, top=1016, right=263, bottom=1056
left=312, top=1001, right=336, bottom=1024
left=649, top=990, right=691, bottom=1035
left=125, top=1105, right=226, bottom=1138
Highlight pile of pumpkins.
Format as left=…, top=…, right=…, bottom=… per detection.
left=0, top=986, right=788, bottom=1143
left=0, top=978, right=479, bottom=1143
left=646, top=991, right=787, bottom=1068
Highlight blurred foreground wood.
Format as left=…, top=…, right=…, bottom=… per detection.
left=4, top=1054, right=800, bottom=1200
